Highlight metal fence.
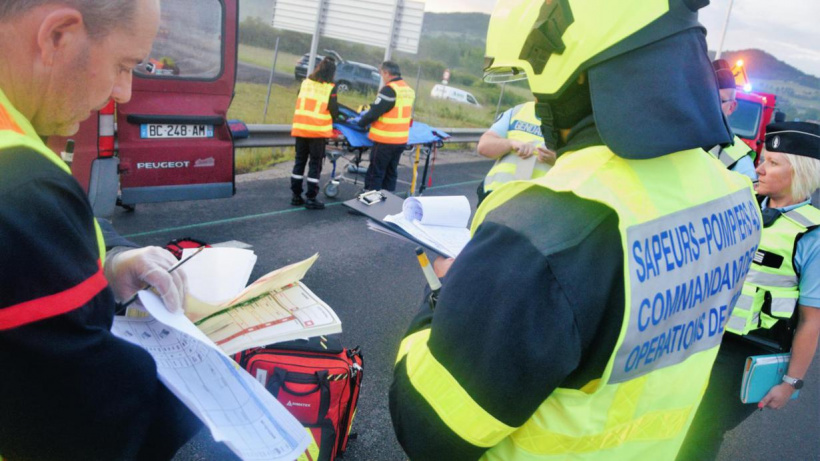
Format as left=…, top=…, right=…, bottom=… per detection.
left=234, top=125, right=483, bottom=148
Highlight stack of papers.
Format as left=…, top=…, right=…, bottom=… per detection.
left=113, top=292, right=310, bottom=461
left=375, top=196, right=472, bottom=258
left=180, top=251, right=342, bottom=355
left=111, top=250, right=345, bottom=459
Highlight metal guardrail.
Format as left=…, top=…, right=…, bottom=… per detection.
left=234, top=124, right=483, bottom=148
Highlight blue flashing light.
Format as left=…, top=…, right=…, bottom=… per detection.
left=743, top=84, right=753, bottom=92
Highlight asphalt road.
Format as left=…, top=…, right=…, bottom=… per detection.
left=108, top=151, right=819, bottom=461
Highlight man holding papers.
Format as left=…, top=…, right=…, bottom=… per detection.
left=389, top=1, right=761, bottom=460
left=0, top=1, right=201, bottom=459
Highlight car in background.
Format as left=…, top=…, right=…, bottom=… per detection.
left=430, top=84, right=481, bottom=107
left=294, top=50, right=380, bottom=93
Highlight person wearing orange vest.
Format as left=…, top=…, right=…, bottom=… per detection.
left=354, top=61, right=415, bottom=192
left=0, top=1, right=201, bottom=459
left=290, top=57, right=341, bottom=210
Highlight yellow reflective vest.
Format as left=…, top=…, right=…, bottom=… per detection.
left=483, top=102, right=551, bottom=193
left=726, top=203, right=820, bottom=335
left=708, top=135, right=756, bottom=169
left=397, top=145, right=760, bottom=460
left=0, top=89, right=105, bottom=259
left=291, top=79, right=335, bottom=138
left=369, top=79, right=415, bottom=145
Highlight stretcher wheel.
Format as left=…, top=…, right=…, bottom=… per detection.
left=324, top=181, right=339, bottom=198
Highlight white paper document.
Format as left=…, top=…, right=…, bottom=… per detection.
left=382, top=195, right=472, bottom=258
left=402, top=196, right=471, bottom=227
left=112, top=291, right=310, bottom=461
left=180, top=247, right=258, bottom=305
left=182, top=253, right=342, bottom=354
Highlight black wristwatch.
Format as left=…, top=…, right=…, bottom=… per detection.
left=782, top=374, right=804, bottom=390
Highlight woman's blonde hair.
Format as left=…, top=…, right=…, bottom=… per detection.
left=783, top=152, right=820, bottom=201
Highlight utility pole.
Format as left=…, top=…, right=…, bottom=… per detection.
left=715, top=0, right=735, bottom=59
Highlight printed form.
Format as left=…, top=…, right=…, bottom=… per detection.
left=112, top=291, right=309, bottom=461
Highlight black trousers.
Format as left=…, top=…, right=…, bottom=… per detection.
left=292, top=137, right=325, bottom=198
left=365, top=142, right=405, bottom=192
left=677, top=335, right=766, bottom=461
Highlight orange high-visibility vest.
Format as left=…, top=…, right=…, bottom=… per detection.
left=369, top=79, right=415, bottom=144
left=291, top=79, right=335, bottom=138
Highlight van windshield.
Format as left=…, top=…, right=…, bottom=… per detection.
left=135, top=0, right=224, bottom=80
left=728, top=99, right=762, bottom=140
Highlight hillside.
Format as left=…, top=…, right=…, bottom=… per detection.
left=713, top=49, right=819, bottom=89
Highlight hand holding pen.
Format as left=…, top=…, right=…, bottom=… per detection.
left=109, top=246, right=205, bottom=314
left=415, top=247, right=442, bottom=311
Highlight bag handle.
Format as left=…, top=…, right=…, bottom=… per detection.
left=267, top=368, right=332, bottom=409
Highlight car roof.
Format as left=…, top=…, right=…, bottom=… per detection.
left=344, top=61, right=378, bottom=71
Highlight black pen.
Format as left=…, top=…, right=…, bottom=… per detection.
left=115, top=246, right=207, bottom=313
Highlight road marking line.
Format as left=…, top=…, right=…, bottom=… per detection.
left=122, top=179, right=481, bottom=238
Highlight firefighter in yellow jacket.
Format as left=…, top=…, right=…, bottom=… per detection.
left=291, top=57, right=341, bottom=210
left=389, top=1, right=762, bottom=459
left=354, top=61, right=415, bottom=192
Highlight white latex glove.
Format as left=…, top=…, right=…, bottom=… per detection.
left=104, top=246, right=187, bottom=313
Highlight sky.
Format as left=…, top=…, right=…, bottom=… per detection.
left=422, top=0, right=820, bottom=78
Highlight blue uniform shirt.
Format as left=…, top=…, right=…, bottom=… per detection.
left=489, top=107, right=514, bottom=138
left=731, top=155, right=758, bottom=182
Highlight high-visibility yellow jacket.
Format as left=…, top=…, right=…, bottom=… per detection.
left=369, top=79, right=415, bottom=145
left=708, top=135, right=756, bottom=169
left=483, top=102, right=551, bottom=193
left=291, top=78, right=335, bottom=138
left=396, top=145, right=760, bottom=460
left=726, top=203, right=820, bottom=335
left=0, top=90, right=105, bottom=263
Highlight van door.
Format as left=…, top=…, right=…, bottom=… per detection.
left=117, top=0, right=238, bottom=205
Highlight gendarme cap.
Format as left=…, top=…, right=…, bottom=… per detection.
left=765, top=121, right=820, bottom=160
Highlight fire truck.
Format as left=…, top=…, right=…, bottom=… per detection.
left=48, top=0, right=239, bottom=216
left=726, top=59, right=783, bottom=159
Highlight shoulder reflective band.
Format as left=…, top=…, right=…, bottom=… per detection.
left=397, top=329, right=514, bottom=447
left=0, top=260, right=107, bottom=330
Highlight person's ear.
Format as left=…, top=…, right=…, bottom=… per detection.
left=36, top=8, right=85, bottom=66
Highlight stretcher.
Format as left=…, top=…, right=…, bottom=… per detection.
left=323, top=106, right=449, bottom=198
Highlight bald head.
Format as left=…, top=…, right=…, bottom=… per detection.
left=0, top=0, right=142, bottom=38
left=0, top=0, right=160, bottom=135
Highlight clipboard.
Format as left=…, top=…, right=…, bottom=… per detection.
left=343, top=190, right=405, bottom=221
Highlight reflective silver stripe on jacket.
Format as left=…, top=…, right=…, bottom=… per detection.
left=770, top=296, right=798, bottom=316
left=708, top=145, right=737, bottom=168
left=734, top=293, right=754, bottom=310
left=726, top=314, right=752, bottom=333
left=744, top=270, right=798, bottom=287
left=784, top=209, right=819, bottom=228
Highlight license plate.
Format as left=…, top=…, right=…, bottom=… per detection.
left=140, top=124, right=214, bottom=139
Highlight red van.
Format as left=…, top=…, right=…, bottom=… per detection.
left=48, top=0, right=238, bottom=215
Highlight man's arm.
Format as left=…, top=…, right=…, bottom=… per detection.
left=328, top=85, right=341, bottom=121
left=477, top=130, right=551, bottom=160
left=390, top=189, right=622, bottom=459
left=0, top=149, right=200, bottom=459
left=358, top=85, right=397, bottom=126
